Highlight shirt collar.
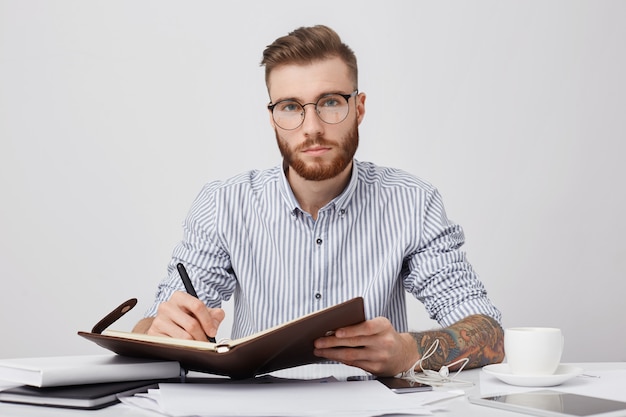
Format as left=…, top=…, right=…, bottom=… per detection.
left=278, top=159, right=360, bottom=216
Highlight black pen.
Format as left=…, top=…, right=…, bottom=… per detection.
left=176, top=262, right=217, bottom=343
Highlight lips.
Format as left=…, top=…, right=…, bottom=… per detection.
left=299, top=138, right=334, bottom=153
left=303, top=146, right=331, bottom=156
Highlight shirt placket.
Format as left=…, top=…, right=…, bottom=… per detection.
left=311, top=209, right=330, bottom=308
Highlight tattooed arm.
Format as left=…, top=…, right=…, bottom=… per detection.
left=410, top=314, right=504, bottom=372
left=313, top=313, right=504, bottom=376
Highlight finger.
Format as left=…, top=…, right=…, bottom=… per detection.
left=168, top=292, right=217, bottom=335
left=202, top=308, right=226, bottom=338
left=315, top=318, right=393, bottom=349
left=314, top=346, right=389, bottom=375
left=314, top=334, right=368, bottom=349
left=148, top=314, right=199, bottom=340
left=334, top=317, right=391, bottom=338
left=155, top=292, right=222, bottom=340
left=314, top=346, right=369, bottom=363
left=155, top=298, right=211, bottom=341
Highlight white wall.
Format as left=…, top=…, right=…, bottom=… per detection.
left=1, top=1, right=624, bottom=362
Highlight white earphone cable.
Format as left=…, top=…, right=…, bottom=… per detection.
left=399, top=339, right=474, bottom=388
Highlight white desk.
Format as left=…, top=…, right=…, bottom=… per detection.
left=1, top=362, right=624, bottom=416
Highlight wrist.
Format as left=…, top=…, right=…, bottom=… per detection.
left=132, top=317, right=154, bottom=334
left=397, top=333, right=421, bottom=376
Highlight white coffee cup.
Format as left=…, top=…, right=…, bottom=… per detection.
left=504, top=327, right=564, bottom=375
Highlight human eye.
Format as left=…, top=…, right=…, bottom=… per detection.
left=318, top=95, right=343, bottom=108
left=276, top=101, right=301, bottom=113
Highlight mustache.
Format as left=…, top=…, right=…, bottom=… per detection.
left=296, top=137, right=337, bottom=151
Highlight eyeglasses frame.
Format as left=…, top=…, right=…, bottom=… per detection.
left=267, top=90, right=359, bottom=130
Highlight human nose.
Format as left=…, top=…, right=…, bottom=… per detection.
left=300, top=103, right=324, bottom=135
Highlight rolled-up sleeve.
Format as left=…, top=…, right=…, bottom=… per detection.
left=404, top=188, right=501, bottom=327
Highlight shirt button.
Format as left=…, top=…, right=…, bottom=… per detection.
left=315, top=293, right=322, bottom=300
left=316, top=238, right=323, bottom=245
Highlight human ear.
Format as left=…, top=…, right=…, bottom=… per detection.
left=356, top=92, right=366, bottom=125
left=268, top=108, right=274, bottom=128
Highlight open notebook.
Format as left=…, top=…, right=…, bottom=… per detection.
left=78, top=297, right=365, bottom=379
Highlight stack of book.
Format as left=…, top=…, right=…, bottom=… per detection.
left=0, top=355, right=182, bottom=409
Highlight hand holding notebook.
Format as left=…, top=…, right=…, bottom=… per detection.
left=79, top=297, right=366, bottom=379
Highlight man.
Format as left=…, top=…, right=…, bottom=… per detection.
left=133, top=25, right=504, bottom=377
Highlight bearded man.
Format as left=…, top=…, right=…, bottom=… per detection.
left=134, top=25, right=504, bottom=377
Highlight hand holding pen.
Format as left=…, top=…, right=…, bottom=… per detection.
left=176, top=263, right=221, bottom=343
left=133, top=263, right=224, bottom=339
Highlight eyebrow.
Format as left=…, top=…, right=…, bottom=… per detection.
left=270, top=90, right=352, bottom=104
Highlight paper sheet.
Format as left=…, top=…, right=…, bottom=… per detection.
left=269, top=363, right=371, bottom=380
left=155, top=379, right=432, bottom=417
left=119, top=363, right=469, bottom=417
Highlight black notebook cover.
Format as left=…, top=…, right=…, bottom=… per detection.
left=0, top=379, right=163, bottom=410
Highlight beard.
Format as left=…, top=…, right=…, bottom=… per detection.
left=275, top=120, right=359, bottom=181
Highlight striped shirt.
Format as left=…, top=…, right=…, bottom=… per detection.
left=144, top=160, right=501, bottom=339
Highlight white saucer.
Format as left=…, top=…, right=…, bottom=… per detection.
left=482, top=364, right=584, bottom=387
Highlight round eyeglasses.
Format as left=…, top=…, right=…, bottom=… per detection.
left=268, top=90, right=358, bottom=130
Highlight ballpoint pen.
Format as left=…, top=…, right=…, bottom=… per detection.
left=176, top=262, right=217, bottom=343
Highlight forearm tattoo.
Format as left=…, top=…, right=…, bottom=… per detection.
left=409, top=314, right=504, bottom=371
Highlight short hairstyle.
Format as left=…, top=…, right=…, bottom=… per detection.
left=261, top=25, right=358, bottom=89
